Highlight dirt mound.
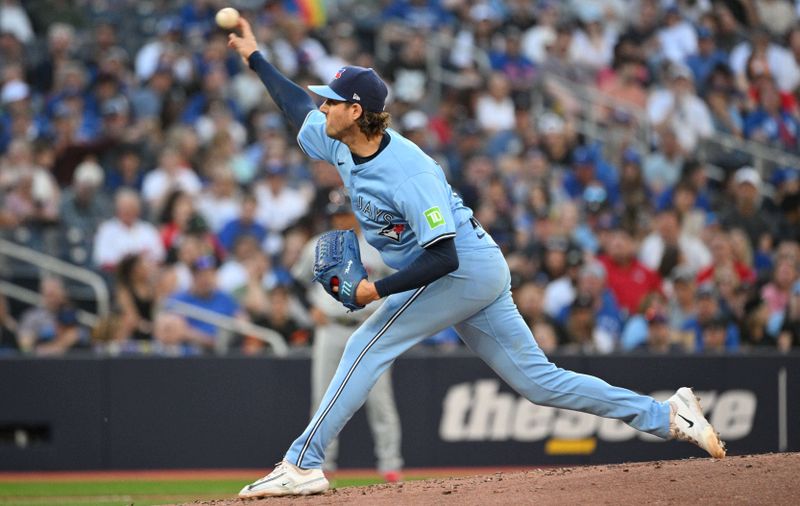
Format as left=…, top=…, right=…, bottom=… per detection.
left=190, top=453, right=799, bottom=506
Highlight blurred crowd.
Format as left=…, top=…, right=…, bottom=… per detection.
left=1, top=0, right=800, bottom=357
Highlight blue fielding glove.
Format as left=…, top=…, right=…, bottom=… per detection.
left=313, top=229, right=368, bottom=311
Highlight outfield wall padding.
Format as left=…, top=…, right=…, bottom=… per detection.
left=0, top=352, right=797, bottom=470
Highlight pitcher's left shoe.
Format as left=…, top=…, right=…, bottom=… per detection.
left=238, top=460, right=329, bottom=498
left=668, top=387, right=727, bottom=459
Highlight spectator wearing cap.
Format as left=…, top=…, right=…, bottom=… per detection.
left=667, top=265, right=698, bottom=331
left=165, top=254, right=246, bottom=353
left=635, top=310, right=684, bottom=354
left=647, top=63, right=713, bottom=153
left=0, top=1, right=33, bottom=44
left=562, top=146, right=620, bottom=206
left=59, top=160, right=113, bottom=261
left=685, top=27, right=729, bottom=94
left=561, top=294, right=607, bottom=354
left=217, top=192, right=270, bottom=255
left=720, top=167, right=776, bottom=251
left=680, top=283, right=740, bottom=353
left=639, top=206, right=712, bottom=276
left=556, top=261, right=624, bottom=353
left=399, top=110, right=438, bottom=155
left=93, top=189, right=165, bottom=271
left=643, top=128, right=684, bottom=196
left=254, top=160, right=310, bottom=233
left=771, top=167, right=800, bottom=208
left=141, top=145, right=202, bottom=210
left=598, top=225, right=662, bottom=317
left=656, top=160, right=714, bottom=214
left=700, top=314, right=737, bottom=353
left=0, top=78, right=37, bottom=152
left=616, top=147, right=650, bottom=213
left=98, top=95, right=132, bottom=141
left=538, top=112, right=572, bottom=165
left=16, top=276, right=86, bottom=356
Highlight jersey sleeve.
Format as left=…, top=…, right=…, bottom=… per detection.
left=296, top=110, right=338, bottom=164
left=393, top=172, right=457, bottom=248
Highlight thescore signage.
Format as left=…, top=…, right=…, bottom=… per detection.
left=0, top=353, right=796, bottom=470
left=439, top=380, right=757, bottom=443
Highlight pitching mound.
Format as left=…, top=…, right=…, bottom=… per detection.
left=191, top=453, right=799, bottom=505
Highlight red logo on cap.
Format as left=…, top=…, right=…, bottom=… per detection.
left=334, top=68, right=346, bottom=79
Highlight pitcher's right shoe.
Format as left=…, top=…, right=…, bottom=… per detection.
left=668, top=387, right=727, bottom=459
left=239, top=460, right=329, bottom=498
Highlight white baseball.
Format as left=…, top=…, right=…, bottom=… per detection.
left=215, top=7, right=240, bottom=30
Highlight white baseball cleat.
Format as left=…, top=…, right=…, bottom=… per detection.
left=238, top=460, right=329, bottom=498
left=668, top=387, right=727, bottom=459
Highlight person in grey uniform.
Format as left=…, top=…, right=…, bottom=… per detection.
left=292, top=195, right=403, bottom=481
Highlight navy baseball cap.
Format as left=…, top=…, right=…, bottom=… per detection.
left=308, top=66, right=388, bottom=113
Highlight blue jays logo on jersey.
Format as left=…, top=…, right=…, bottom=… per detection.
left=379, top=221, right=406, bottom=242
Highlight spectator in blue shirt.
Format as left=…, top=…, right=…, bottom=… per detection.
left=562, top=146, right=620, bottom=207
left=217, top=192, right=268, bottom=254
left=744, top=79, right=800, bottom=151
left=685, top=27, right=728, bottom=94
left=166, top=254, right=246, bottom=353
left=681, top=283, right=740, bottom=352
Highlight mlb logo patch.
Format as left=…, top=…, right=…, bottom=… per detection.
left=334, top=68, right=346, bottom=79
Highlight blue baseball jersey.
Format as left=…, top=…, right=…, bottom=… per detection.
left=297, top=110, right=492, bottom=270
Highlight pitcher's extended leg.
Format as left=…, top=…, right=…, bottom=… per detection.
left=454, top=290, right=671, bottom=438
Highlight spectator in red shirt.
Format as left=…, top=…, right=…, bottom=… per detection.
left=598, top=226, right=662, bottom=317
left=696, top=229, right=756, bottom=285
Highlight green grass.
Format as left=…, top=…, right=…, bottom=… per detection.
left=0, top=477, right=386, bottom=506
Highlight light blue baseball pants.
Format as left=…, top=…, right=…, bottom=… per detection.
left=286, top=246, right=671, bottom=469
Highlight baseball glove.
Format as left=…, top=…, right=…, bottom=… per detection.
left=313, top=229, right=368, bottom=311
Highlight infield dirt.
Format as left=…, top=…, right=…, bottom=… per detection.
left=188, top=452, right=799, bottom=505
